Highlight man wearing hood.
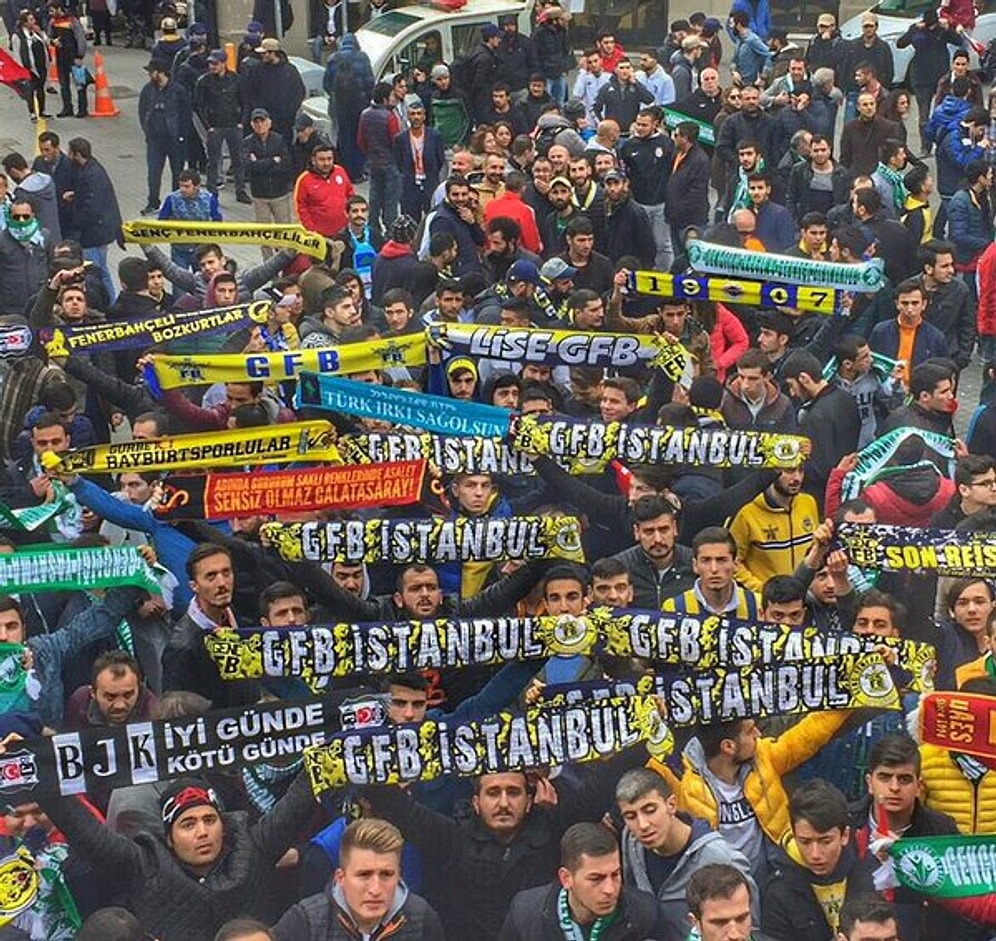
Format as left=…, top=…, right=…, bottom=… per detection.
left=2, top=152, right=60, bottom=243
left=616, top=769, right=756, bottom=941
left=275, top=818, right=442, bottom=941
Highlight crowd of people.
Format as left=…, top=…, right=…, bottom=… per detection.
left=2, top=0, right=996, bottom=940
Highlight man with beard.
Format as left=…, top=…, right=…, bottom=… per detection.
left=610, top=496, right=694, bottom=609
left=729, top=465, right=819, bottom=592
left=540, top=175, right=579, bottom=254
left=162, top=544, right=259, bottom=707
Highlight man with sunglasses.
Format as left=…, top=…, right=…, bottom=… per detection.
left=0, top=199, right=51, bottom=316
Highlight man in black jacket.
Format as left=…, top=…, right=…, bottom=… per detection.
left=500, top=822, right=666, bottom=941
left=138, top=59, right=190, bottom=215
left=665, top=121, right=710, bottom=265
left=761, top=780, right=876, bottom=941
left=365, top=751, right=644, bottom=941
left=162, top=543, right=259, bottom=708
left=619, top=108, right=674, bottom=270
left=41, top=772, right=318, bottom=941
left=610, top=495, right=694, bottom=609
left=781, top=350, right=861, bottom=510
left=243, top=110, right=294, bottom=245
left=195, top=50, right=248, bottom=201
left=602, top=170, right=654, bottom=268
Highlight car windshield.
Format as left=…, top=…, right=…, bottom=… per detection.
left=874, top=0, right=933, bottom=15
left=363, top=10, right=422, bottom=35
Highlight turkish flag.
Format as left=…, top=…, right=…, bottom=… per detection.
left=0, top=48, right=32, bottom=101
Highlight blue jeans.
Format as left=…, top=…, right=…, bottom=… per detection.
left=146, top=134, right=186, bottom=206
left=206, top=125, right=245, bottom=192
left=368, top=165, right=400, bottom=239
left=83, top=244, right=117, bottom=304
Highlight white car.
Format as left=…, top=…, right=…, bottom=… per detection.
left=300, top=0, right=534, bottom=139
left=841, top=0, right=996, bottom=83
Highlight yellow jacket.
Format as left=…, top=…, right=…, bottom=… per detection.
left=729, top=490, right=819, bottom=593
left=649, top=710, right=851, bottom=848
left=920, top=742, right=996, bottom=834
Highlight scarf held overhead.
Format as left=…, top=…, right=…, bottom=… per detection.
left=203, top=615, right=598, bottom=690
left=686, top=240, right=885, bottom=291
left=145, top=335, right=426, bottom=390
left=509, top=414, right=807, bottom=473
left=260, top=515, right=585, bottom=565
left=298, top=372, right=512, bottom=439
left=0, top=696, right=343, bottom=802
left=628, top=271, right=837, bottom=315
left=54, top=421, right=341, bottom=473
left=0, top=547, right=161, bottom=594
left=303, top=695, right=666, bottom=796
left=435, top=323, right=692, bottom=378
left=42, top=301, right=272, bottom=356
left=120, top=219, right=328, bottom=259
left=835, top=523, right=996, bottom=576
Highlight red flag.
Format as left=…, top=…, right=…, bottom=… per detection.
left=0, top=48, right=32, bottom=100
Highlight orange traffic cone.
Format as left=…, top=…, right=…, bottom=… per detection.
left=46, top=45, right=58, bottom=87
left=90, top=51, right=119, bottom=117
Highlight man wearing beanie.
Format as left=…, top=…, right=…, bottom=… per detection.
left=39, top=771, right=318, bottom=941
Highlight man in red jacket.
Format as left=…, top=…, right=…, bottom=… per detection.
left=292, top=140, right=354, bottom=237
left=483, top=170, right=543, bottom=254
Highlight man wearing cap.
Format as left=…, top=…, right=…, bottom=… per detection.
left=40, top=772, right=317, bottom=941
left=241, top=37, right=306, bottom=145
left=603, top=170, right=654, bottom=266
left=540, top=175, right=579, bottom=255
left=539, top=257, right=576, bottom=320
left=841, top=13, right=894, bottom=121
left=533, top=6, right=573, bottom=104
left=244, top=109, right=295, bottom=248
left=426, top=64, right=470, bottom=147
left=672, top=35, right=706, bottom=102
left=151, top=16, right=184, bottom=67
left=806, top=14, right=841, bottom=72
left=291, top=112, right=332, bottom=177
left=394, top=95, right=445, bottom=221
left=195, top=50, right=249, bottom=203
left=474, top=258, right=542, bottom=324
left=468, top=24, right=503, bottom=123
left=138, top=58, right=191, bottom=215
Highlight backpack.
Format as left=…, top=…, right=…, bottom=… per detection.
left=533, top=123, right=560, bottom=157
